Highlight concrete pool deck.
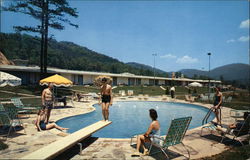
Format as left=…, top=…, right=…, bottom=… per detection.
left=0, top=96, right=243, bottom=159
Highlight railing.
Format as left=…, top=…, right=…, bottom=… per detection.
left=202, top=107, right=213, bottom=125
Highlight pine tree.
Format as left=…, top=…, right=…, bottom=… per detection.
left=3, top=0, right=78, bottom=78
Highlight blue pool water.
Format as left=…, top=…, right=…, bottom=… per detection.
left=57, top=101, right=215, bottom=138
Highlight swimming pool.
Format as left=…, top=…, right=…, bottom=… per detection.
left=57, top=101, right=215, bottom=138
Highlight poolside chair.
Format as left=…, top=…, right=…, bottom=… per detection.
left=149, top=117, right=192, bottom=159
left=119, top=90, right=126, bottom=96
left=0, top=102, right=5, bottom=112
left=201, top=115, right=250, bottom=146
left=224, top=96, right=233, bottom=103
left=0, top=111, right=24, bottom=140
left=11, top=98, right=39, bottom=114
left=130, top=117, right=192, bottom=159
left=127, top=90, right=134, bottom=96
left=147, top=116, right=192, bottom=159
left=185, top=95, right=194, bottom=103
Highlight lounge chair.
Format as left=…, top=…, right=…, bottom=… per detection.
left=119, top=90, right=126, bottom=96
left=131, top=116, right=192, bottom=159
left=11, top=98, right=40, bottom=114
left=201, top=115, right=250, bottom=145
left=148, top=116, right=192, bottom=159
left=127, top=90, right=134, bottom=96
left=185, top=95, right=194, bottom=102
left=0, top=106, right=25, bottom=140
left=0, top=102, right=5, bottom=112
left=224, top=96, right=233, bottom=103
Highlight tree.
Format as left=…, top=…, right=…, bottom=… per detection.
left=193, top=74, right=198, bottom=80
left=220, top=75, right=224, bottom=83
left=3, top=0, right=78, bottom=78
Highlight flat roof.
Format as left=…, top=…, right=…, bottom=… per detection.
left=0, top=65, right=221, bottom=83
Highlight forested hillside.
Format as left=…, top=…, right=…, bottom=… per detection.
left=0, top=33, right=165, bottom=77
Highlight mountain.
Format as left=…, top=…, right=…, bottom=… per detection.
left=179, top=63, right=250, bottom=84
left=0, top=32, right=164, bottom=77
left=126, top=62, right=167, bottom=75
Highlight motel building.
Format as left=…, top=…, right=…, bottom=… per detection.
left=0, top=65, right=221, bottom=86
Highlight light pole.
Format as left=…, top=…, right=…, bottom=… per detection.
left=152, top=53, right=157, bottom=86
left=207, top=52, right=211, bottom=102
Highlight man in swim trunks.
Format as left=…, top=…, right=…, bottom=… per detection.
left=42, top=82, right=54, bottom=124
left=99, top=78, right=113, bottom=121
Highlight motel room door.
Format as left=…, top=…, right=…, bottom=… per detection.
left=112, top=77, right=117, bottom=86
left=78, top=75, right=83, bottom=85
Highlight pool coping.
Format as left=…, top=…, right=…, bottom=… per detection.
left=55, top=98, right=217, bottom=141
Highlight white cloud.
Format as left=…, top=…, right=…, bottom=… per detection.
left=238, top=36, right=249, bottom=42
left=160, top=54, right=177, bottom=59
left=176, top=55, right=198, bottom=64
left=226, top=39, right=235, bottom=43
left=239, top=19, right=250, bottom=28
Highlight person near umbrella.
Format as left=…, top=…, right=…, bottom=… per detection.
left=42, top=82, right=54, bottom=124
left=99, top=77, right=113, bottom=121
left=170, top=86, right=175, bottom=98
left=212, top=86, right=223, bottom=125
left=35, top=109, right=68, bottom=131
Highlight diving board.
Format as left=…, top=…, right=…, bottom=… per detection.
left=21, top=120, right=112, bottom=160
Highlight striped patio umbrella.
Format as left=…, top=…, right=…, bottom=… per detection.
left=39, top=74, right=73, bottom=87
left=0, top=71, right=21, bottom=87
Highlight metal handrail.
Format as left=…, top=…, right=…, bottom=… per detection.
left=202, top=107, right=213, bottom=125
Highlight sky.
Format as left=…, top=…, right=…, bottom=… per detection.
left=1, top=0, right=249, bottom=72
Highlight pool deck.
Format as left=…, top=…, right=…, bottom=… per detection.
left=0, top=96, right=243, bottom=159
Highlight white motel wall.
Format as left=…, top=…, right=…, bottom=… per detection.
left=0, top=65, right=221, bottom=86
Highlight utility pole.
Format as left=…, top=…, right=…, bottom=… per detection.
left=208, top=52, right=211, bottom=102
left=152, top=53, right=157, bottom=86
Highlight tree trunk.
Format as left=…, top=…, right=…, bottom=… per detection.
left=40, top=0, right=45, bottom=79
left=44, top=0, right=49, bottom=76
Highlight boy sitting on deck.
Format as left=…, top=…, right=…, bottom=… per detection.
left=35, top=109, right=68, bottom=131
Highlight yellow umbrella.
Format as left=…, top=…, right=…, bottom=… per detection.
left=39, top=74, right=73, bottom=87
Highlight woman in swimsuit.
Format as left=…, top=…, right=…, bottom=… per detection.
left=212, top=86, right=223, bottom=125
left=99, top=78, right=113, bottom=121
left=35, top=109, right=68, bottom=131
left=132, top=109, right=161, bottom=156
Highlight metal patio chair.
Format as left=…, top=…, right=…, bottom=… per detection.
left=147, top=116, right=192, bottom=159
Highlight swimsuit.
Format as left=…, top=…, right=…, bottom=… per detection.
left=44, top=100, right=53, bottom=109
left=39, top=120, right=46, bottom=130
left=149, top=128, right=161, bottom=144
left=102, top=95, right=111, bottom=103
left=213, top=95, right=222, bottom=110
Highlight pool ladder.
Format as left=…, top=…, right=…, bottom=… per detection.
left=202, top=107, right=213, bottom=125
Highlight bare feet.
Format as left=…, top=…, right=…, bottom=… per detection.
left=143, top=149, right=149, bottom=155
left=131, top=151, right=141, bottom=157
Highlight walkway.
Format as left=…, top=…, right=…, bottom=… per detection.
left=0, top=97, right=240, bottom=159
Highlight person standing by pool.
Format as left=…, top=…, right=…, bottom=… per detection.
left=42, top=82, right=54, bottom=124
left=170, top=86, right=175, bottom=98
left=99, top=77, right=113, bottom=121
left=132, top=109, right=161, bottom=156
left=212, top=86, right=223, bottom=125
